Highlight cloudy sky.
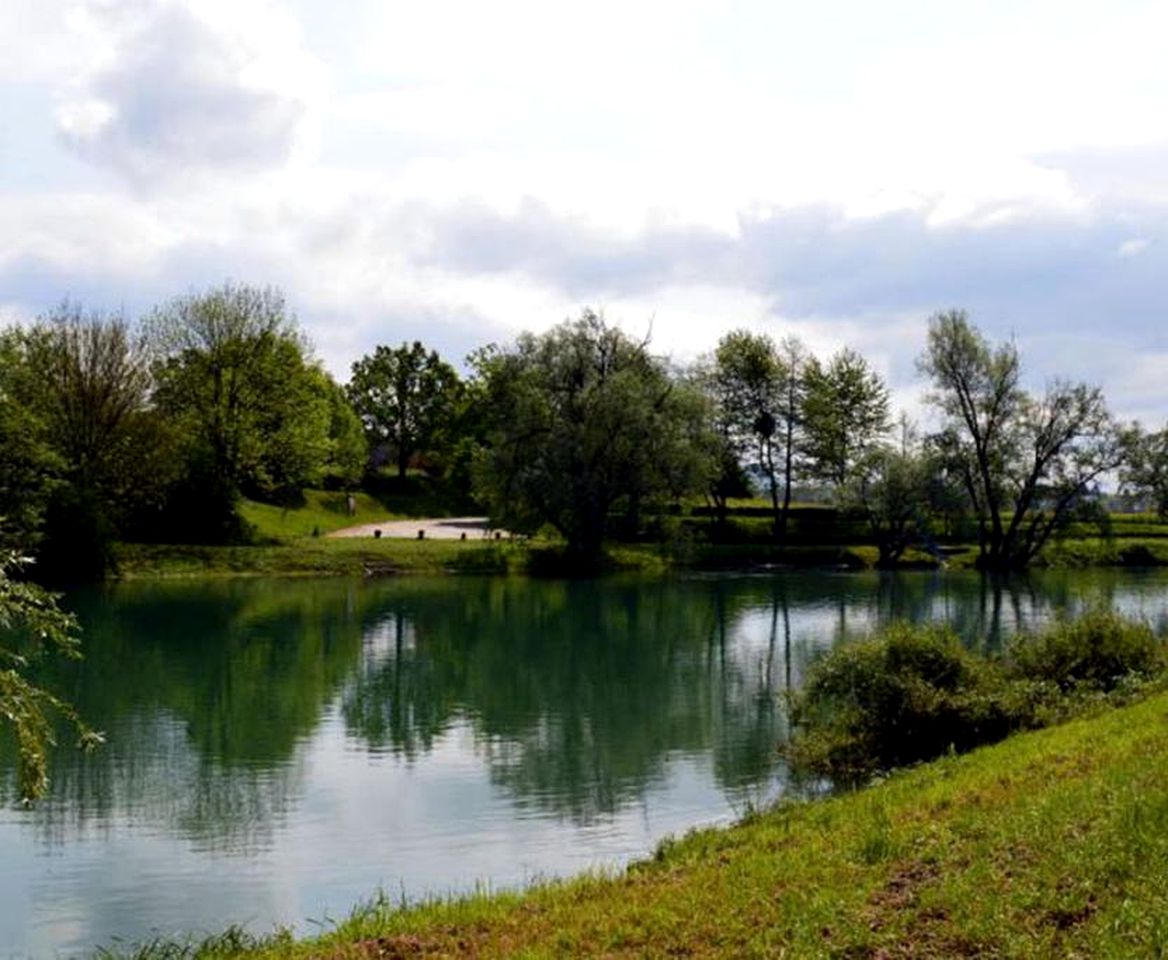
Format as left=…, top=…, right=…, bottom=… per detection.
left=1, top=0, right=1165, bottom=421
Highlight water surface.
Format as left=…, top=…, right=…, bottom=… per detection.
left=3, top=568, right=1167, bottom=957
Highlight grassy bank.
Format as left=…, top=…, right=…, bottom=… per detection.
left=109, top=488, right=1168, bottom=579
left=114, top=686, right=1168, bottom=958
left=113, top=539, right=524, bottom=578
left=111, top=535, right=1168, bottom=579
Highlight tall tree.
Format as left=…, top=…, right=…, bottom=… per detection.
left=802, top=347, right=891, bottom=489
left=0, top=335, right=60, bottom=551
left=846, top=420, right=935, bottom=567
left=472, top=310, right=712, bottom=564
left=1121, top=424, right=1168, bottom=517
left=713, top=331, right=805, bottom=540
left=1, top=304, right=168, bottom=576
left=320, top=374, right=368, bottom=489
left=689, top=359, right=753, bottom=530
left=919, top=309, right=1118, bottom=570
left=346, top=341, right=462, bottom=478
left=147, top=283, right=336, bottom=536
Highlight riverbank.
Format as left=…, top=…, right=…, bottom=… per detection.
left=110, top=534, right=1168, bottom=579
left=107, top=492, right=1168, bottom=580
left=116, top=684, right=1168, bottom=958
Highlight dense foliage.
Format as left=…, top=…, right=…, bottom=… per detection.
left=0, top=283, right=1162, bottom=575
left=788, top=611, right=1165, bottom=784
left=471, top=311, right=712, bottom=563
left=1122, top=423, right=1168, bottom=518
left=347, top=341, right=462, bottom=478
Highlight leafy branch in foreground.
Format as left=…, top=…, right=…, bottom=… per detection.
left=0, top=549, right=102, bottom=801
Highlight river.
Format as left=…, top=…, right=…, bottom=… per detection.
left=3, top=568, right=1167, bottom=957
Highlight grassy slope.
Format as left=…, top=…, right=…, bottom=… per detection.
left=174, top=691, right=1168, bottom=959
left=237, top=490, right=392, bottom=539
left=115, top=490, right=522, bottom=578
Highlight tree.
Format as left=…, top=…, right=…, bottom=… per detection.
left=0, top=336, right=60, bottom=551
left=712, top=331, right=805, bottom=540
left=688, top=359, right=753, bottom=530
left=346, top=342, right=462, bottom=478
left=1, top=304, right=169, bottom=577
left=919, top=310, right=1119, bottom=570
left=472, top=310, right=712, bottom=564
left=320, top=374, right=368, bottom=489
left=802, top=347, right=890, bottom=489
left=1121, top=424, right=1168, bottom=518
left=147, top=284, right=336, bottom=535
left=846, top=420, right=935, bottom=566
left=0, top=550, right=101, bottom=801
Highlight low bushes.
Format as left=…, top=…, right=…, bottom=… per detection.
left=1009, top=608, right=1162, bottom=691
left=787, top=610, right=1165, bottom=785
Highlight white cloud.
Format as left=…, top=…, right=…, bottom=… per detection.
left=1, top=0, right=1166, bottom=422
left=55, top=0, right=326, bottom=188
left=1117, top=238, right=1150, bottom=258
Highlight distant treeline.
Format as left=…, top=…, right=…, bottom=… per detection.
left=1, top=282, right=1166, bottom=577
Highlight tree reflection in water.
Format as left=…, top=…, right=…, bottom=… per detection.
left=4, top=569, right=1167, bottom=840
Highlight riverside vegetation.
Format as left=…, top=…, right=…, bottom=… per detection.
left=2, top=285, right=1168, bottom=583
left=92, top=609, right=1168, bottom=958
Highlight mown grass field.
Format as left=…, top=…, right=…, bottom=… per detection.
left=114, top=687, right=1168, bottom=958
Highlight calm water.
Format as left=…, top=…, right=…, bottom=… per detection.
left=3, top=569, right=1168, bottom=957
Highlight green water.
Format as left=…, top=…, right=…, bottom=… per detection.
left=2, top=568, right=1167, bottom=956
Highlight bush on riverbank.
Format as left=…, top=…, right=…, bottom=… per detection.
left=786, top=623, right=1037, bottom=783
left=787, top=611, right=1166, bottom=784
left=1008, top=608, right=1164, bottom=691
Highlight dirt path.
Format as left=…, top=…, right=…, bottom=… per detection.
left=326, top=516, right=502, bottom=540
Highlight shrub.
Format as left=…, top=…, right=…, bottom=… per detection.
left=786, top=611, right=1166, bottom=788
left=787, top=623, right=1036, bottom=784
left=1008, top=608, right=1163, bottom=692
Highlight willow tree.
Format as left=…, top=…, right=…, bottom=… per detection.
left=472, top=310, right=712, bottom=565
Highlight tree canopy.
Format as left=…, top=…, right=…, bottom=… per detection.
left=472, top=310, right=712, bottom=563
left=0, top=304, right=170, bottom=576
left=1121, top=424, right=1168, bottom=518
left=802, top=347, right=890, bottom=490
left=346, top=341, right=461, bottom=478
left=711, top=331, right=806, bottom=539
left=147, top=283, right=358, bottom=536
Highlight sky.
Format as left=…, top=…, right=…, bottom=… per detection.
left=1, top=0, right=1166, bottom=423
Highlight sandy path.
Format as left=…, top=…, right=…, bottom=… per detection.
left=326, top=516, right=502, bottom=540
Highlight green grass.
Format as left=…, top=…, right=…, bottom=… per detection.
left=112, top=535, right=1168, bottom=581
left=118, top=487, right=1168, bottom=581
left=1039, top=536, right=1168, bottom=567
left=113, top=538, right=522, bottom=578
left=238, top=491, right=393, bottom=540
left=103, top=688, right=1168, bottom=958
